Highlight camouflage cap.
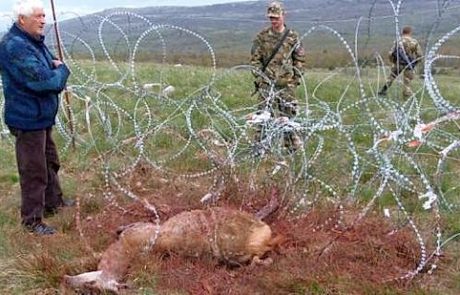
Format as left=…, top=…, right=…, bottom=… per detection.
left=267, top=1, right=284, bottom=18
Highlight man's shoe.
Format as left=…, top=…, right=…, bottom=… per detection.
left=44, top=199, right=76, bottom=217
left=25, top=223, right=57, bottom=235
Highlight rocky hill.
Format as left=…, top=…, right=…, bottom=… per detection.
left=55, top=0, right=460, bottom=67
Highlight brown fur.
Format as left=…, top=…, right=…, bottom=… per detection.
left=64, top=207, right=279, bottom=293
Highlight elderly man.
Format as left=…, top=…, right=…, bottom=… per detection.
left=378, top=26, right=423, bottom=98
left=250, top=1, right=305, bottom=154
left=0, top=0, right=72, bottom=235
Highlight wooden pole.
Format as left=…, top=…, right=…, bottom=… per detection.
left=50, top=0, right=75, bottom=149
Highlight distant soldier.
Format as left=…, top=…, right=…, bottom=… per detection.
left=378, top=26, right=423, bottom=98
left=250, top=1, right=305, bottom=153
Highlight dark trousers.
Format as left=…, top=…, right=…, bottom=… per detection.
left=9, top=127, right=64, bottom=225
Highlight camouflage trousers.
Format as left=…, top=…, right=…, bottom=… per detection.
left=385, top=65, right=415, bottom=98
left=254, top=84, right=300, bottom=150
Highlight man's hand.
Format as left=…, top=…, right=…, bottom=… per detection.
left=52, top=60, right=63, bottom=68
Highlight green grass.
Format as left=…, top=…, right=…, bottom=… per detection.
left=1, top=63, right=460, bottom=293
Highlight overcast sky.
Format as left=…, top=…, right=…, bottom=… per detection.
left=0, top=0, right=253, bottom=29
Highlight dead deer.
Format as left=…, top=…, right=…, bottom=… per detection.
left=64, top=206, right=281, bottom=294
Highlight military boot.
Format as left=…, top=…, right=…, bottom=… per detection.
left=252, top=131, right=268, bottom=158
left=285, top=133, right=302, bottom=154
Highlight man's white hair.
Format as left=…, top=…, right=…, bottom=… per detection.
left=13, top=0, right=45, bottom=20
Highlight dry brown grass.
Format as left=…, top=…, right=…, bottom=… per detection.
left=30, top=164, right=445, bottom=294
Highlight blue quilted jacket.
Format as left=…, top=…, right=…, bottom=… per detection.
left=0, top=23, right=70, bottom=130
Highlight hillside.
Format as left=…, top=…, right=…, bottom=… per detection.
left=52, top=0, right=460, bottom=67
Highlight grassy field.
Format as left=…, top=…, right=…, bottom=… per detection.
left=0, top=62, right=460, bottom=294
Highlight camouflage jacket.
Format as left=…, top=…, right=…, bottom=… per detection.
left=250, top=26, right=305, bottom=87
left=388, top=35, right=423, bottom=66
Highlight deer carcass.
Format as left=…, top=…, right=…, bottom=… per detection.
left=64, top=207, right=280, bottom=293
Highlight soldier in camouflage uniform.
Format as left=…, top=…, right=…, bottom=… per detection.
left=250, top=1, right=305, bottom=152
left=378, top=26, right=423, bottom=98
